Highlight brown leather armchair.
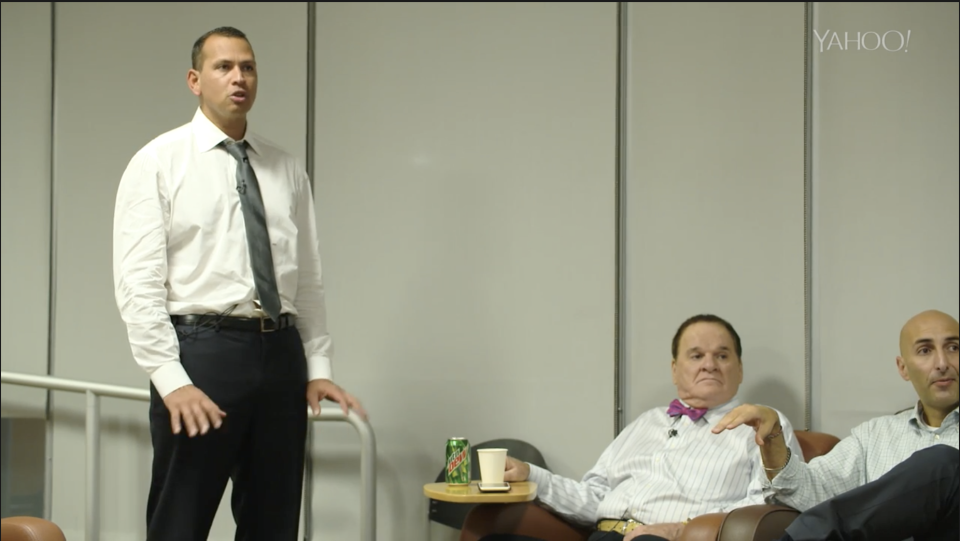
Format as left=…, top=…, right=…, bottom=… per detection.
left=0, top=516, right=67, bottom=541
left=460, top=430, right=840, bottom=541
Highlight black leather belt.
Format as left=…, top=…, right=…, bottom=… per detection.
left=171, top=313, right=296, bottom=333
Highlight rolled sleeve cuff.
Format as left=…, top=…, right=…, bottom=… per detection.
left=761, top=449, right=804, bottom=502
left=150, top=362, right=193, bottom=398
left=527, top=463, right=551, bottom=495
left=770, top=450, right=804, bottom=488
left=307, top=356, right=333, bottom=382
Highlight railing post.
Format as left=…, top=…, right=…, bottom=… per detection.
left=0, top=372, right=376, bottom=541
left=357, top=416, right=377, bottom=541
left=303, top=422, right=314, bottom=541
left=86, top=390, right=101, bottom=541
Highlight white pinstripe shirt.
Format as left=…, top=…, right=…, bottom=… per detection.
left=527, top=397, right=805, bottom=526
left=762, top=403, right=960, bottom=513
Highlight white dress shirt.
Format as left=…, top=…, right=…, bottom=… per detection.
left=113, top=108, right=334, bottom=398
left=527, top=397, right=805, bottom=526
left=761, top=403, right=960, bottom=513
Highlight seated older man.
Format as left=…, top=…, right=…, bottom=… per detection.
left=715, top=309, right=959, bottom=541
left=482, top=314, right=805, bottom=541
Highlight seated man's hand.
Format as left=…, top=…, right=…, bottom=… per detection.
left=711, top=403, right=781, bottom=445
left=624, top=522, right=684, bottom=541
left=503, top=456, right=531, bottom=482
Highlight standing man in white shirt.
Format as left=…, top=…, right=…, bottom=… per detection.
left=112, top=26, right=366, bottom=541
left=483, top=314, right=805, bottom=541
left=713, top=309, right=959, bottom=541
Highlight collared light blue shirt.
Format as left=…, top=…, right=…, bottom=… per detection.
left=762, top=402, right=960, bottom=513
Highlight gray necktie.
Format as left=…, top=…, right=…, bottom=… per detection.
left=222, top=140, right=282, bottom=322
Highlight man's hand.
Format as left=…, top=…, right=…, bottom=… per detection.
left=713, top=403, right=791, bottom=480
left=162, top=385, right=226, bottom=437
left=503, top=456, right=531, bottom=482
left=711, top=404, right=781, bottom=446
left=624, top=522, right=684, bottom=541
left=306, top=379, right=368, bottom=420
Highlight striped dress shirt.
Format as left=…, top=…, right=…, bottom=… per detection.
left=527, top=397, right=805, bottom=526
left=761, top=403, right=960, bottom=513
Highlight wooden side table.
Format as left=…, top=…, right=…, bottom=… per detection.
left=423, top=481, right=538, bottom=504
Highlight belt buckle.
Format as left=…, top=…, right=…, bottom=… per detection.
left=253, top=302, right=277, bottom=333
left=259, top=314, right=277, bottom=333
left=600, top=519, right=640, bottom=534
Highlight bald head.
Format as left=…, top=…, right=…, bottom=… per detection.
left=895, top=309, right=959, bottom=428
left=899, top=310, right=959, bottom=357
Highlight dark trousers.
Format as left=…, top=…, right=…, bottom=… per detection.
left=145, top=324, right=308, bottom=541
left=480, top=531, right=666, bottom=541
left=784, top=443, right=959, bottom=541
left=587, top=533, right=665, bottom=541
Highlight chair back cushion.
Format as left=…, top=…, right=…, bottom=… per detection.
left=794, top=430, right=841, bottom=462
left=1, top=517, right=67, bottom=541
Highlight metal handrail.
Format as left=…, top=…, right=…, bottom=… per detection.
left=0, top=370, right=376, bottom=541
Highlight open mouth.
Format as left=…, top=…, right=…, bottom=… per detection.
left=230, top=91, right=247, bottom=102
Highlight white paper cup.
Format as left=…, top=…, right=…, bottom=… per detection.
left=477, top=448, right=508, bottom=484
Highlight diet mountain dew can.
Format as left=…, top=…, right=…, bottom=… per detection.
left=445, top=437, right=471, bottom=485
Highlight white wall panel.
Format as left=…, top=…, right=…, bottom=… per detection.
left=13, top=1, right=952, bottom=537
left=312, top=2, right=618, bottom=539
left=625, top=2, right=808, bottom=428
left=1, top=1, right=53, bottom=417
left=812, top=1, right=959, bottom=436
left=50, top=3, right=307, bottom=539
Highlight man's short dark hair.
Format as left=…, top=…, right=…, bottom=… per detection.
left=191, top=26, right=249, bottom=70
left=670, top=314, right=743, bottom=360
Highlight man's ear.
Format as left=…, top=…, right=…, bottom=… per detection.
left=187, top=69, right=201, bottom=97
left=670, top=359, right=678, bottom=385
left=895, top=356, right=910, bottom=382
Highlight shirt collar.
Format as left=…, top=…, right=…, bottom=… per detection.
left=908, top=400, right=960, bottom=429
left=190, top=107, right=260, bottom=155
left=703, top=396, right=742, bottom=423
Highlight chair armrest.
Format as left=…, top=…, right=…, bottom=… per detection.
left=460, top=502, right=592, bottom=541
left=678, top=512, right=727, bottom=541
left=717, top=505, right=800, bottom=541
left=1, top=516, right=67, bottom=541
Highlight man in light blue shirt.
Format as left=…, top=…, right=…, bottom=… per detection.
left=715, top=309, right=959, bottom=541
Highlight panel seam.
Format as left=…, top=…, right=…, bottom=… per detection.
left=803, top=1, right=816, bottom=431
left=614, top=1, right=629, bottom=436
left=44, top=0, right=59, bottom=521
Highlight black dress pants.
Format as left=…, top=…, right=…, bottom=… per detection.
left=783, top=443, right=959, bottom=541
left=145, top=323, right=308, bottom=541
left=480, top=531, right=667, bottom=540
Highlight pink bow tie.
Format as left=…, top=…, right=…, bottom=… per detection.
left=667, top=399, right=707, bottom=422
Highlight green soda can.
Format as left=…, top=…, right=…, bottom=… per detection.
left=445, top=437, right=471, bottom=485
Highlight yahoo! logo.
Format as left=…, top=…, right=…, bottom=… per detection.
left=813, top=30, right=912, bottom=52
